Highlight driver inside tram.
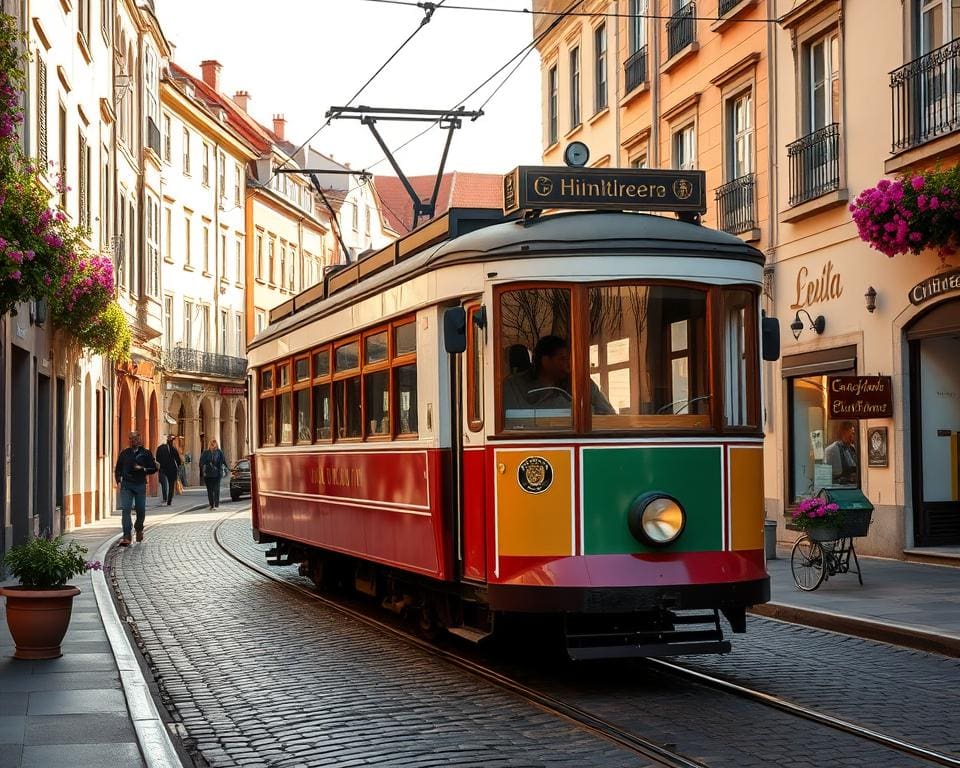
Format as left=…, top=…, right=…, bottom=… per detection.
left=503, top=335, right=615, bottom=414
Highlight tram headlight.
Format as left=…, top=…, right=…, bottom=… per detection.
left=628, top=493, right=686, bottom=546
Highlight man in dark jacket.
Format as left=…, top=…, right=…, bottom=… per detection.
left=114, top=430, right=158, bottom=545
left=155, top=434, right=182, bottom=506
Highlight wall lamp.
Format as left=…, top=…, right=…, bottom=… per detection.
left=865, top=286, right=877, bottom=313
left=790, top=309, right=825, bottom=340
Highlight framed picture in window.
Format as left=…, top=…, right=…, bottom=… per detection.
left=867, top=426, right=888, bottom=468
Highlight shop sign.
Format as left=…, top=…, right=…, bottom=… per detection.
left=790, top=260, right=843, bottom=310
left=166, top=382, right=193, bottom=392
left=908, top=267, right=960, bottom=306
left=220, top=385, right=246, bottom=396
left=827, top=376, right=893, bottom=419
left=502, top=166, right=706, bottom=215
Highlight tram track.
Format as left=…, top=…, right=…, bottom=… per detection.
left=201, top=508, right=960, bottom=768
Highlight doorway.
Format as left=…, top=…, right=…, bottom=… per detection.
left=909, top=299, right=960, bottom=546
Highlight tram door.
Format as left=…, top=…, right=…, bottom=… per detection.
left=460, top=302, right=488, bottom=582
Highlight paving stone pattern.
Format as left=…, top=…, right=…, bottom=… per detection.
left=110, top=509, right=653, bottom=768
left=217, top=516, right=937, bottom=768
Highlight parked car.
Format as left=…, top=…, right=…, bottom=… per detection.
left=230, top=459, right=251, bottom=501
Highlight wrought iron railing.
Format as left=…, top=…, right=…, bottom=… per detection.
left=146, top=115, right=161, bottom=157
left=164, top=347, right=247, bottom=379
left=667, top=2, right=696, bottom=59
left=787, top=123, right=840, bottom=207
left=718, top=0, right=741, bottom=16
left=890, top=38, right=960, bottom=153
left=624, top=45, right=648, bottom=93
left=715, top=173, right=756, bottom=235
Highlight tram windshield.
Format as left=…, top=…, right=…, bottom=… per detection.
left=498, top=282, right=757, bottom=433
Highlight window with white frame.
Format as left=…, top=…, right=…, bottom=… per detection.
left=548, top=64, right=559, bottom=145
left=163, top=206, right=172, bottom=261
left=729, top=91, right=753, bottom=180
left=200, top=306, right=209, bottom=353
left=220, top=309, right=228, bottom=354
left=806, top=31, right=840, bottom=132
left=184, top=214, right=192, bottom=267
left=917, top=0, right=959, bottom=55
left=630, top=0, right=647, bottom=56
left=673, top=123, right=696, bottom=170
left=202, top=143, right=210, bottom=186
left=218, top=151, right=226, bottom=200
left=164, top=294, right=173, bottom=349
left=235, top=312, right=243, bottom=356
left=594, top=24, right=607, bottom=113
left=630, top=153, right=648, bottom=168
left=235, top=239, right=242, bottom=285
left=183, top=299, right=193, bottom=347
left=183, top=128, right=191, bottom=174
left=234, top=164, right=241, bottom=206
left=279, top=243, right=287, bottom=291
left=144, top=48, right=159, bottom=128
left=220, top=231, right=227, bottom=279
left=267, top=237, right=275, bottom=284
left=162, top=113, right=171, bottom=162
left=570, top=46, right=581, bottom=128
left=255, top=233, right=263, bottom=279
left=255, top=309, right=266, bottom=334
left=203, top=223, right=211, bottom=273
left=145, top=194, right=160, bottom=297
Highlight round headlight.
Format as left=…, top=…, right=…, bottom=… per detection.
left=628, top=493, right=686, bottom=546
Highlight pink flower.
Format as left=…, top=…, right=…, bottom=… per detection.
left=911, top=176, right=925, bottom=191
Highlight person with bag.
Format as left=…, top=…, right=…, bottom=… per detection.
left=155, top=434, right=183, bottom=506
left=114, top=430, right=158, bottom=545
left=199, top=439, right=227, bottom=509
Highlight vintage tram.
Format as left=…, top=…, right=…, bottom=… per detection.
left=247, top=167, right=775, bottom=659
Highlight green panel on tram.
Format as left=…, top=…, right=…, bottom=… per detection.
left=581, top=446, right=723, bottom=554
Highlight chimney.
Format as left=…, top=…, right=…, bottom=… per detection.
left=272, top=114, right=286, bottom=141
left=200, top=59, right=222, bottom=91
left=233, top=90, right=250, bottom=112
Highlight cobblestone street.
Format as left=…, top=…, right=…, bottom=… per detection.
left=106, top=508, right=960, bottom=768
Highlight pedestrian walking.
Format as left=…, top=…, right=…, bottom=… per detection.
left=114, top=430, right=158, bottom=545
left=155, top=434, right=183, bottom=506
left=199, top=439, right=227, bottom=509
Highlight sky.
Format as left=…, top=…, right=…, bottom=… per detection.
left=155, top=0, right=544, bottom=178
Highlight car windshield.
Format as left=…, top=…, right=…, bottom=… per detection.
left=235, top=460, right=250, bottom=471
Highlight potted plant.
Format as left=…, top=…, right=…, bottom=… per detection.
left=0, top=535, right=102, bottom=659
left=789, top=496, right=845, bottom=543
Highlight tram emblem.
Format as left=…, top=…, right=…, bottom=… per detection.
left=672, top=178, right=694, bottom=200
left=517, top=456, right=554, bottom=494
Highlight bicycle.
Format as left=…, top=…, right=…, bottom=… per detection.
left=788, top=508, right=872, bottom=592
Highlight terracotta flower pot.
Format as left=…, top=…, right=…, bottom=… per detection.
left=0, top=585, right=81, bottom=659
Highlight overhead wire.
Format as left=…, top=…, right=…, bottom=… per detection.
left=361, top=0, right=784, bottom=24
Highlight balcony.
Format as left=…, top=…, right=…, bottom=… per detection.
left=146, top=116, right=161, bottom=157
left=715, top=173, right=756, bottom=235
left=667, top=2, right=696, bottom=59
left=787, top=123, right=840, bottom=207
left=718, top=0, right=741, bottom=15
left=164, top=347, right=247, bottom=379
left=890, top=38, right=960, bottom=154
left=624, top=45, right=648, bottom=94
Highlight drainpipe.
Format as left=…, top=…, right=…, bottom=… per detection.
left=614, top=0, right=621, bottom=164
left=650, top=0, right=660, bottom=167
left=213, top=142, right=221, bottom=357
left=766, top=0, right=779, bottom=268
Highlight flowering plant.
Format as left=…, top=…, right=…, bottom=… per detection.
left=850, top=165, right=960, bottom=262
left=2, top=534, right=107, bottom=589
left=72, top=300, right=131, bottom=361
left=790, top=496, right=843, bottom=532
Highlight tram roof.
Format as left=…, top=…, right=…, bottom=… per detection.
left=251, top=208, right=764, bottom=350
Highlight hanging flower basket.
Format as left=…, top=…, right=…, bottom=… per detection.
left=850, top=165, right=960, bottom=263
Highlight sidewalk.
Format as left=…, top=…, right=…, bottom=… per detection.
left=0, top=485, right=214, bottom=768
left=756, top=545, right=960, bottom=657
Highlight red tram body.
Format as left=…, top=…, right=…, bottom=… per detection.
left=249, top=170, right=773, bottom=658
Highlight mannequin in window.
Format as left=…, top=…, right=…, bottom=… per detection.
left=825, top=420, right=858, bottom=485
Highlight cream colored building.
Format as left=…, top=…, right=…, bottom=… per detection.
left=157, top=62, right=258, bottom=478
left=767, top=0, right=960, bottom=558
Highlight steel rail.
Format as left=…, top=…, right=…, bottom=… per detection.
left=210, top=511, right=707, bottom=768
left=648, top=658, right=960, bottom=767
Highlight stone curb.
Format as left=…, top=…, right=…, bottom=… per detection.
left=91, top=503, right=209, bottom=768
left=751, top=602, right=960, bottom=658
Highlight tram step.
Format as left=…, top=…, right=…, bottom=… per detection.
left=265, top=546, right=294, bottom=567
left=448, top=625, right=493, bottom=644
left=564, top=608, right=728, bottom=659
left=568, top=638, right=732, bottom=660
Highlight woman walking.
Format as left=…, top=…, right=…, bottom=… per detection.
left=199, top=439, right=227, bottom=509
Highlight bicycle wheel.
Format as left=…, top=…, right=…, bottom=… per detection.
left=791, top=536, right=826, bottom=591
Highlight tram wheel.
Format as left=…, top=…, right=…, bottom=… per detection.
left=791, top=536, right=825, bottom=591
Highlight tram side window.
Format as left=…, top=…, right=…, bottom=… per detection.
left=279, top=391, right=293, bottom=444
left=499, top=288, right=572, bottom=431
left=260, top=396, right=275, bottom=446
left=295, top=388, right=310, bottom=443
left=722, top=288, right=758, bottom=427
left=587, top=285, right=710, bottom=429
left=313, top=383, right=331, bottom=440
left=365, top=370, right=390, bottom=436
left=334, top=377, right=361, bottom=439
left=396, top=364, right=418, bottom=434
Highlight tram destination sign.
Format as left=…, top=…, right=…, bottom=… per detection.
left=827, top=376, right=894, bottom=419
left=502, top=166, right=707, bottom=216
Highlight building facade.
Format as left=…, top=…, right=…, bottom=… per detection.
left=766, top=0, right=960, bottom=557
left=158, top=62, right=256, bottom=479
